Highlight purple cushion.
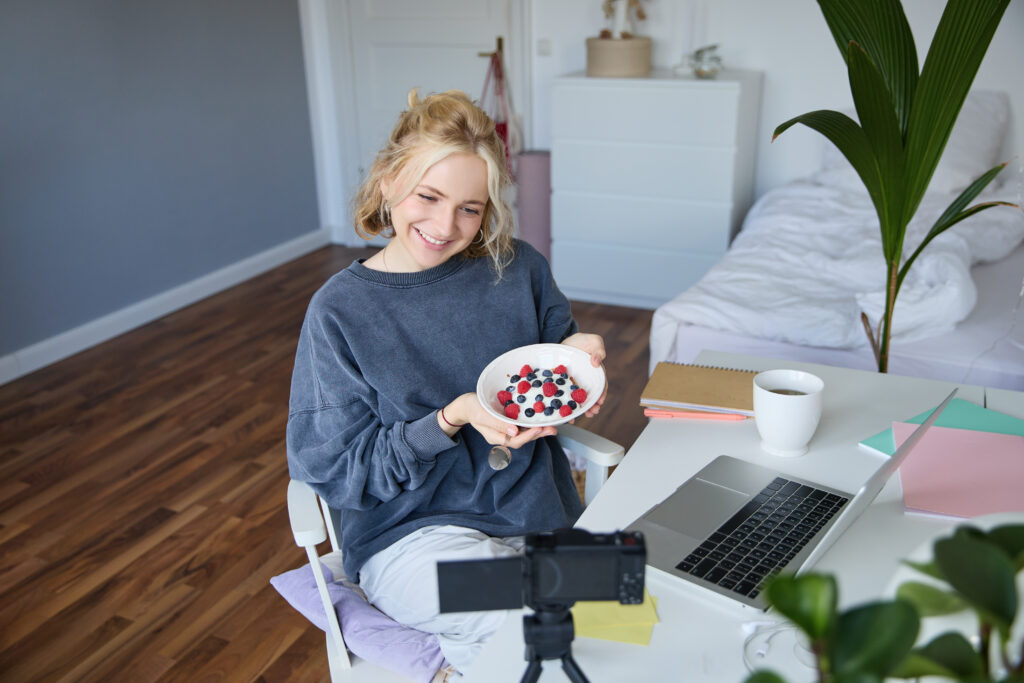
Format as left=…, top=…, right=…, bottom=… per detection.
left=271, top=562, right=447, bottom=683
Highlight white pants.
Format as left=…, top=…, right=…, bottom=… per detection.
left=358, top=525, right=525, bottom=674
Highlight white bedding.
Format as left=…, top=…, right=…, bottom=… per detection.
left=651, top=178, right=1024, bottom=368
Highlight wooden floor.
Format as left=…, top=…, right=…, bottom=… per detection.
left=0, top=245, right=652, bottom=682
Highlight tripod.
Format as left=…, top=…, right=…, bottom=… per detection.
left=519, top=605, right=589, bottom=683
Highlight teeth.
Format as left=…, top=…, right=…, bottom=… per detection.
left=416, top=228, right=448, bottom=246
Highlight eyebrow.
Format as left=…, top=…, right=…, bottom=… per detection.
left=418, top=184, right=486, bottom=206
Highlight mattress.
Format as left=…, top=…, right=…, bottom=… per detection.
left=651, top=241, right=1024, bottom=390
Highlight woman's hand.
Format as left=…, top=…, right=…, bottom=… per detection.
left=438, top=393, right=556, bottom=448
left=561, top=332, right=608, bottom=419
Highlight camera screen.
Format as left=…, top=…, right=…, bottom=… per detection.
left=532, top=552, right=621, bottom=602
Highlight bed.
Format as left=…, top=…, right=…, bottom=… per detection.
left=650, top=90, right=1024, bottom=390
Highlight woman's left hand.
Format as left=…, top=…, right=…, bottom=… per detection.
left=562, top=332, right=607, bottom=418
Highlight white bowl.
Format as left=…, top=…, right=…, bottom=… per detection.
left=476, top=343, right=606, bottom=427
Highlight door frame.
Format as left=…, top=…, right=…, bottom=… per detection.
left=298, top=0, right=533, bottom=245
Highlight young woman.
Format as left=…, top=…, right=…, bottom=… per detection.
left=286, top=89, right=607, bottom=674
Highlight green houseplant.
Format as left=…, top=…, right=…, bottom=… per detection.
left=772, top=0, right=1016, bottom=373
left=746, top=523, right=1024, bottom=683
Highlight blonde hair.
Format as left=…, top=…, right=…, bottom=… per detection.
left=353, top=89, right=515, bottom=276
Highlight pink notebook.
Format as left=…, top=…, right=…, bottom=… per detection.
left=894, top=422, right=1024, bottom=518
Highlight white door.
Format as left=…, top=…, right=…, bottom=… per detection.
left=343, top=0, right=517, bottom=245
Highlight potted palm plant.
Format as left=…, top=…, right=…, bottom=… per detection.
left=772, top=0, right=1017, bottom=373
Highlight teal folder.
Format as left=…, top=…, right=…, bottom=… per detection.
left=859, top=398, right=1024, bottom=456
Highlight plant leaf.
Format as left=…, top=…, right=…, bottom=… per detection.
left=933, top=533, right=1018, bottom=637
left=901, top=558, right=944, bottom=581
left=744, top=671, right=789, bottom=683
left=773, top=110, right=884, bottom=217
left=831, top=600, right=919, bottom=677
left=846, top=40, right=906, bottom=261
left=897, top=163, right=1015, bottom=289
left=763, top=573, right=837, bottom=641
left=902, top=0, right=1012, bottom=224
left=891, top=631, right=984, bottom=678
left=816, top=0, right=918, bottom=136
left=896, top=580, right=968, bottom=617
left=987, top=524, right=1024, bottom=571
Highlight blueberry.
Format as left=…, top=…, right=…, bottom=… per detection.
left=535, top=394, right=544, bottom=402
left=516, top=395, right=526, bottom=403
left=570, top=384, right=579, bottom=391
left=544, top=407, right=554, bottom=416
left=504, top=399, right=514, bottom=406
left=555, top=390, right=564, bottom=397
left=551, top=399, right=562, bottom=408
left=506, top=385, right=514, bottom=392
left=531, top=379, right=542, bottom=387
left=542, top=369, right=552, bottom=377
left=524, top=408, right=535, bottom=417
left=560, top=372, right=569, bottom=378
left=510, top=375, right=520, bottom=382
left=555, top=378, right=566, bottom=385
left=527, top=373, right=537, bottom=380
left=568, top=400, right=577, bottom=409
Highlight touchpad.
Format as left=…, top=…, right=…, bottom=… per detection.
left=645, top=478, right=751, bottom=540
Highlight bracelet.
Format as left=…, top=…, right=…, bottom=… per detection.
left=440, top=406, right=460, bottom=429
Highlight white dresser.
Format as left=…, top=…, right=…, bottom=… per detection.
left=550, top=68, right=762, bottom=308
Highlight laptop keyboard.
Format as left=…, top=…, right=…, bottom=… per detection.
left=675, top=477, right=848, bottom=600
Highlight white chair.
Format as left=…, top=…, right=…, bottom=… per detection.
left=285, top=423, right=625, bottom=681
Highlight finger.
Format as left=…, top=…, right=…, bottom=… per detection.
left=508, top=426, right=554, bottom=449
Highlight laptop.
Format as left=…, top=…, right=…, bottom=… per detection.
left=624, top=388, right=957, bottom=609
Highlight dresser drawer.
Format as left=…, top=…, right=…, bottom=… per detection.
left=552, top=140, right=736, bottom=201
left=551, top=240, right=719, bottom=308
left=552, top=82, right=740, bottom=146
left=551, top=191, right=732, bottom=253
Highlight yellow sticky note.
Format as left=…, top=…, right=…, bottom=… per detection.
left=572, top=590, right=659, bottom=646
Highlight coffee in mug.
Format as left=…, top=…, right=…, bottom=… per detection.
left=753, top=370, right=824, bottom=457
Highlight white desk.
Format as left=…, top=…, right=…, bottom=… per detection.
left=467, top=352, right=1011, bottom=682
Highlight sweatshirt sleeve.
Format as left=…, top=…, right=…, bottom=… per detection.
left=524, top=242, right=578, bottom=343
left=285, top=301, right=457, bottom=511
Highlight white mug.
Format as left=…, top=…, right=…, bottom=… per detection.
left=753, top=369, right=825, bottom=457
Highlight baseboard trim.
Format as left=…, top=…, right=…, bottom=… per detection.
left=1, top=229, right=330, bottom=386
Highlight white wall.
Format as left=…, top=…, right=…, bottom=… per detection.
left=529, top=0, right=1024, bottom=200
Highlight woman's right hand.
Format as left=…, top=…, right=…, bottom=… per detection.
left=439, top=393, right=557, bottom=448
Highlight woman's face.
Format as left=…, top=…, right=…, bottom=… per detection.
left=385, top=153, right=489, bottom=272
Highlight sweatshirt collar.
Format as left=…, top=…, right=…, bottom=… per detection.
left=348, top=254, right=470, bottom=287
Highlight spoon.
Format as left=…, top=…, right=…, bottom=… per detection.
left=488, top=434, right=512, bottom=470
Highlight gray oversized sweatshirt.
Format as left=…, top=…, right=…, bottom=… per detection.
left=286, top=241, right=584, bottom=580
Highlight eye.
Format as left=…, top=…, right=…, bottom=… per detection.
left=461, top=206, right=481, bottom=216
left=417, top=193, right=436, bottom=202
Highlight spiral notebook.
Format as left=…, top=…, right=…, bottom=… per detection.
left=640, top=362, right=756, bottom=416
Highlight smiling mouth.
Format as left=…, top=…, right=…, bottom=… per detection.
left=415, top=227, right=450, bottom=246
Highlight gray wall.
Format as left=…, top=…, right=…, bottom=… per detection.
left=0, top=0, right=319, bottom=355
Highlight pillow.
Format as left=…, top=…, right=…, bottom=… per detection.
left=815, top=90, right=1010, bottom=194
left=270, top=560, right=448, bottom=683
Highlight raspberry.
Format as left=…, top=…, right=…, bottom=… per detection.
left=504, top=403, right=520, bottom=419
left=571, top=388, right=588, bottom=403
left=552, top=365, right=567, bottom=374
left=533, top=401, right=545, bottom=413
left=542, top=382, right=557, bottom=397
left=517, top=380, right=531, bottom=394
left=497, top=390, right=512, bottom=405
left=519, top=364, right=533, bottom=378
left=559, top=405, right=573, bottom=417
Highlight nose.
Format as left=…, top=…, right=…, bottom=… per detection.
left=438, top=205, right=458, bottom=236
